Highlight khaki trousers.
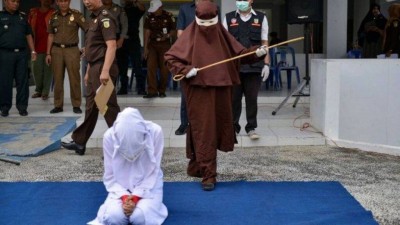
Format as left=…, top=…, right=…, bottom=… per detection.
left=32, top=53, right=52, bottom=95
left=146, top=42, right=171, bottom=95
left=51, top=46, right=81, bottom=108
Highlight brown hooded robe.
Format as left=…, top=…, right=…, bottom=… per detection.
left=164, top=2, right=262, bottom=183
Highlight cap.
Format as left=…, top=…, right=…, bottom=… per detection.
left=148, top=0, right=162, bottom=13
left=195, top=1, right=218, bottom=20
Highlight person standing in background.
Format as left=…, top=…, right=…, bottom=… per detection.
left=143, top=0, right=176, bottom=98
left=117, top=0, right=146, bottom=96
left=357, top=3, right=387, bottom=58
left=62, top=0, right=120, bottom=156
left=28, top=0, right=55, bottom=101
left=101, top=0, right=130, bottom=95
left=0, top=0, right=37, bottom=117
left=174, top=0, right=218, bottom=135
left=383, top=3, right=400, bottom=58
left=223, top=0, right=270, bottom=140
left=46, top=0, right=87, bottom=114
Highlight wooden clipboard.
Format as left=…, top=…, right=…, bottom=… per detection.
left=94, top=81, right=114, bottom=116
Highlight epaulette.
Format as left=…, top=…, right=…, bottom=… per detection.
left=70, top=9, right=81, bottom=14
left=102, top=9, right=109, bottom=16
left=112, top=3, right=122, bottom=10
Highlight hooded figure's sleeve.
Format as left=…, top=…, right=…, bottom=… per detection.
left=164, top=49, right=195, bottom=77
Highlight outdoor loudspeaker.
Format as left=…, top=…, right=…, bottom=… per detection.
left=286, top=0, right=323, bottom=24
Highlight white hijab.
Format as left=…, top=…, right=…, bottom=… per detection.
left=112, top=108, right=155, bottom=162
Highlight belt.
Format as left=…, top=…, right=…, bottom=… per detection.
left=88, top=60, right=104, bottom=66
left=0, top=48, right=26, bottom=52
left=53, top=43, right=78, bottom=48
left=151, top=37, right=169, bottom=42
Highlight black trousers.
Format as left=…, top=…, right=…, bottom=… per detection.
left=232, top=72, right=261, bottom=134
left=0, top=49, right=29, bottom=112
left=117, top=38, right=145, bottom=93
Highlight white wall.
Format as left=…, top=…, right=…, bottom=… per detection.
left=311, top=59, right=400, bottom=156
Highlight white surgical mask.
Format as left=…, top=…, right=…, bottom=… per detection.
left=236, top=1, right=250, bottom=12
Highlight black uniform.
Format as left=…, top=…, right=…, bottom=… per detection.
left=0, top=9, right=32, bottom=116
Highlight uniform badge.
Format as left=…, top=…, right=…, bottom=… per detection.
left=54, top=15, right=58, bottom=20
left=94, top=19, right=98, bottom=23
left=113, top=7, right=117, bottom=12
left=4, top=25, right=8, bottom=29
left=254, top=18, right=259, bottom=24
left=81, top=17, right=85, bottom=22
left=54, top=28, right=58, bottom=33
left=102, top=19, right=110, bottom=28
left=394, top=20, right=398, bottom=28
left=231, top=18, right=237, bottom=24
left=164, top=20, right=167, bottom=23
left=70, top=15, right=74, bottom=22
left=102, top=10, right=108, bottom=16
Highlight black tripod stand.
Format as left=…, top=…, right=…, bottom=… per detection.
left=272, top=23, right=311, bottom=116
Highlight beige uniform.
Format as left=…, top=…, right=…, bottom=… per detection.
left=48, top=9, right=87, bottom=109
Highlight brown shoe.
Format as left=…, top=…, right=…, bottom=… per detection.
left=41, top=94, right=49, bottom=100
left=32, top=92, right=41, bottom=98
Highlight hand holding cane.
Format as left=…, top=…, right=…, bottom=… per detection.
left=173, top=36, right=305, bottom=81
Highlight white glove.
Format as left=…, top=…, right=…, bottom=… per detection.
left=261, top=65, right=270, bottom=82
left=255, top=45, right=268, bottom=57
left=186, top=68, right=198, bottom=78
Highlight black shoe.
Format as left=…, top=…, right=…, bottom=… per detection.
left=159, top=93, right=166, bottom=98
left=61, top=141, right=86, bottom=155
left=73, top=107, right=82, bottom=114
left=117, top=89, right=127, bottom=95
left=202, top=183, right=215, bottom=191
left=19, top=110, right=28, bottom=116
left=143, top=93, right=158, bottom=98
left=1, top=110, right=9, bottom=117
left=137, top=90, right=147, bottom=95
left=50, top=107, right=63, bottom=114
left=175, top=125, right=187, bottom=135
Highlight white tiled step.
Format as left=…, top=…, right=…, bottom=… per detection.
left=63, top=116, right=325, bottom=149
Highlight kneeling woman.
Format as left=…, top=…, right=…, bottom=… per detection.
left=88, top=107, right=168, bottom=225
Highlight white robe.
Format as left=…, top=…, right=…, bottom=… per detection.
left=88, top=109, right=168, bottom=225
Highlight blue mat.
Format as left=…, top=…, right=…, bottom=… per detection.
left=0, top=181, right=377, bottom=225
left=0, top=117, right=77, bottom=164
